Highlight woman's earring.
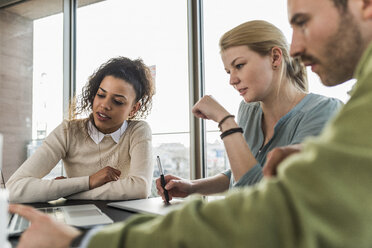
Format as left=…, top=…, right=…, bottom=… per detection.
left=272, top=65, right=277, bottom=70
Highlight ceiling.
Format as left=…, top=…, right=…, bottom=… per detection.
left=0, top=0, right=104, bottom=20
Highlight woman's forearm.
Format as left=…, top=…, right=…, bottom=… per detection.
left=219, top=118, right=257, bottom=182
left=7, top=176, right=89, bottom=203
left=191, top=173, right=230, bottom=195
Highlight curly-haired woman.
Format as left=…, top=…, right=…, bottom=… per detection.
left=7, top=57, right=155, bottom=203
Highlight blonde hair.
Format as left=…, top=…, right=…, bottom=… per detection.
left=219, top=20, right=307, bottom=92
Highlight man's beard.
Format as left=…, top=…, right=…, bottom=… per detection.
left=305, top=11, right=364, bottom=86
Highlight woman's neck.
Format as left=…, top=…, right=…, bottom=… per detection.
left=259, top=80, right=306, bottom=144
left=261, top=81, right=306, bottom=124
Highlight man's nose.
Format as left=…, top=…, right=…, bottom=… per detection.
left=290, top=30, right=305, bottom=58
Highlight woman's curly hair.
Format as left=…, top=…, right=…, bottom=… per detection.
left=76, top=57, right=155, bottom=120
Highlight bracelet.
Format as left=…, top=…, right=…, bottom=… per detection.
left=220, top=127, right=243, bottom=139
left=218, top=114, right=235, bottom=130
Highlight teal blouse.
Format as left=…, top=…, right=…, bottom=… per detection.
left=224, top=93, right=343, bottom=187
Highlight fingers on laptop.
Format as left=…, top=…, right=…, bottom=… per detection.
left=10, top=204, right=81, bottom=248
left=9, top=204, right=43, bottom=222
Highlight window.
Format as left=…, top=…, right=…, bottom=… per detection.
left=75, top=0, right=190, bottom=194
left=203, top=0, right=355, bottom=177
left=32, top=11, right=64, bottom=179
left=1, top=0, right=355, bottom=186
left=0, top=0, right=63, bottom=180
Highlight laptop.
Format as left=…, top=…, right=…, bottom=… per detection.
left=7, top=204, right=113, bottom=237
left=107, top=197, right=184, bottom=215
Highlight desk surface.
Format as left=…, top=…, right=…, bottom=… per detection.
left=9, top=199, right=136, bottom=247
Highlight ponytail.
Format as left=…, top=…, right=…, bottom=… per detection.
left=286, top=57, right=308, bottom=92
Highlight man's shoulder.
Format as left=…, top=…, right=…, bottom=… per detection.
left=355, top=41, right=372, bottom=80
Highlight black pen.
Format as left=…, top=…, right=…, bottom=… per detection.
left=156, top=156, right=169, bottom=203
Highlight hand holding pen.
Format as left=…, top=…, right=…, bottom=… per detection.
left=155, top=163, right=194, bottom=202
left=156, top=156, right=170, bottom=203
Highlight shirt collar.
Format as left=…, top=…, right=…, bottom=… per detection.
left=88, top=120, right=128, bottom=144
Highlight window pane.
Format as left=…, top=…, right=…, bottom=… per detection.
left=0, top=1, right=63, bottom=181
left=76, top=0, right=190, bottom=190
left=203, top=0, right=355, bottom=177
left=152, top=133, right=190, bottom=196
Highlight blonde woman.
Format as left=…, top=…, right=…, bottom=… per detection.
left=157, top=20, right=342, bottom=201
left=7, top=57, right=155, bottom=203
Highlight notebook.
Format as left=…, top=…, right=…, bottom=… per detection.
left=107, top=197, right=184, bottom=215
left=7, top=204, right=113, bottom=237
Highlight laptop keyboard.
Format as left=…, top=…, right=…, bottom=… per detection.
left=12, top=214, right=29, bottom=232
left=41, top=207, right=66, bottom=223
left=8, top=214, right=30, bottom=235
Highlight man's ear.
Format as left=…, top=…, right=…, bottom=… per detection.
left=362, top=0, right=372, bottom=19
left=271, top=47, right=283, bottom=68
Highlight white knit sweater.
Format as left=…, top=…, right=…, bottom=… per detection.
left=6, top=119, right=153, bottom=203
